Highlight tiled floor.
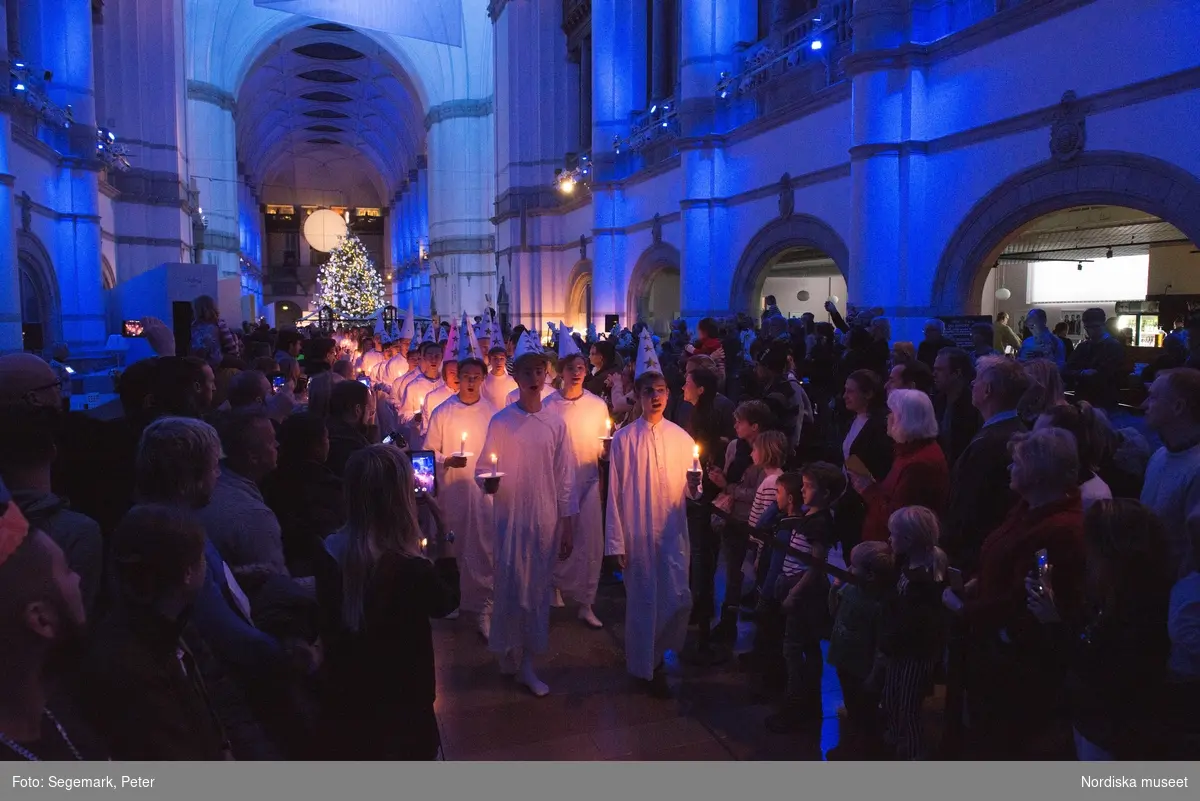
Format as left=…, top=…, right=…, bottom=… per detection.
left=432, top=582, right=850, bottom=761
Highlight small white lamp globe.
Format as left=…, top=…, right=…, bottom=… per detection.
left=828, top=296, right=840, bottom=306
left=303, top=208, right=349, bottom=253
left=995, top=287, right=1012, bottom=301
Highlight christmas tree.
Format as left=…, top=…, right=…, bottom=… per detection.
left=313, top=234, right=385, bottom=320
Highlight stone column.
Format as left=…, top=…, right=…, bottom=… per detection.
left=427, top=107, right=495, bottom=319
left=187, top=93, right=241, bottom=318
left=98, top=0, right=194, bottom=288
left=0, top=114, right=20, bottom=353
left=0, top=3, right=21, bottom=352
left=678, top=0, right=754, bottom=323
left=589, top=0, right=645, bottom=329
left=36, top=0, right=106, bottom=347
left=846, top=0, right=923, bottom=339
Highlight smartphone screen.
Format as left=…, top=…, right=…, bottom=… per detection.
left=410, top=450, right=437, bottom=497
left=358, top=377, right=372, bottom=387
left=271, top=376, right=286, bottom=393
left=63, top=365, right=76, bottom=375
left=122, top=319, right=144, bottom=338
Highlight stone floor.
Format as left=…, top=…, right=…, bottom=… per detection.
left=431, top=582, right=853, bottom=761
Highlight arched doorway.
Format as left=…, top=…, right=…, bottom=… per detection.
left=274, top=300, right=303, bottom=330
left=17, top=232, right=60, bottom=353
left=565, top=260, right=593, bottom=331
left=975, top=204, right=1197, bottom=351
left=627, top=242, right=681, bottom=336
left=934, top=151, right=1200, bottom=315
left=731, top=214, right=850, bottom=319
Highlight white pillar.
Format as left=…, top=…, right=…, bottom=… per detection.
left=187, top=95, right=242, bottom=319
left=427, top=111, right=494, bottom=318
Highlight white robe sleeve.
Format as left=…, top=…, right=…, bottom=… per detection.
left=555, top=419, right=577, bottom=519
left=605, top=432, right=627, bottom=557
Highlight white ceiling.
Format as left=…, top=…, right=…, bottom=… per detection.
left=236, top=24, right=426, bottom=208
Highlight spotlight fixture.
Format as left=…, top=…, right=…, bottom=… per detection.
left=1077, top=262, right=1083, bottom=271
left=1106, top=247, right=1113, bottom=258
left=811, top=39, right=823, bottom=51
left=43, top=69, right=52, bottom=81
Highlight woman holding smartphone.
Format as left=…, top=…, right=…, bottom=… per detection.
left=1024, top=499, right=1171, bottom=760
left=942, top=427, right=1086, bottom=758
left=317, top=445, right=459, bottom=760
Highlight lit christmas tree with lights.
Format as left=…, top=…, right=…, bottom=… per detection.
left=313, top=234, right=385, bottom=320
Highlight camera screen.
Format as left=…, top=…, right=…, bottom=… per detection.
left=410, top=450, right=437, bottom=496
left=122, top=320, right=144, bottom=338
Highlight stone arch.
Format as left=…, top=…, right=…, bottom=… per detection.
left=626, top=241, right=681, bottom=329
left=17, top=230, right=61, bottom=351
left=565, top=259, right=593, bottom=330
left=933, top=151, right=1200, bottom=314
left=730, top=214, right=851, bottom=314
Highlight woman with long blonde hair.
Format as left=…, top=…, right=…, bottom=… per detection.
left=318, top=444, right=458, bottom=760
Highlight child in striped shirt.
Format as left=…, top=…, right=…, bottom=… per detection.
left=749, top=431, right=789, bottom=529
left=765, top=463, right=845, bottom=733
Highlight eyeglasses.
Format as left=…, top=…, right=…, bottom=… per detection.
left=23, top=379, right=63, bottom=405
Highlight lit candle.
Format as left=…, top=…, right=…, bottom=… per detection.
left=420, top=537, right=428, bottom=549
left=491, top=452, right=498, bottom=476
left=461, top=431, right=468, bottom=454
left=605, top=418, right=612, bottom=437
left=692, top=444, right=701, bottom=472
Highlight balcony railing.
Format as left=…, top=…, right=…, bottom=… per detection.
left=716, top=1, right=853, bottom=116
left=604, top=99, right=680, bottom=180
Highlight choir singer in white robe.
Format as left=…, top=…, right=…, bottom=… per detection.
left=483, top=345, right=518, bottom=409
left=426, top=355, right=498, bottom=639
left=477, top=333, right=575, bottom=696
left=605, top=330, right=701, bottom=697
left=546, top=324, right=609, bottom=629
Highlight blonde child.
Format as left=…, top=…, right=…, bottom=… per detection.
left=869, top=506, right=946, bottom=759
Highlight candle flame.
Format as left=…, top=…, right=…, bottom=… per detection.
left=491, top=453, right=497, bottom=463
left=420, top=538, right=428, bottom=548
left=693, top=444, right=700, bottom=459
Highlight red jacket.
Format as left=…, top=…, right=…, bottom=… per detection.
left=694, top=336, right=723, bottom=356
left=861, top=438, right=949, bottom=542
left=965, top=493, right=1085, bottom=639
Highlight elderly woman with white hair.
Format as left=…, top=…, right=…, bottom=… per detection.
left=942, top=426, right=1086, bottom=758
left=849, top=389, right=949, bottom=542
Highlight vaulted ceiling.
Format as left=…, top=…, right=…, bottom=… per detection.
left=236, top=24, right=426, bottom=208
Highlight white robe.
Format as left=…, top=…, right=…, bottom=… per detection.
left=398, top=373, right=439, bottom=423
left=391, top=369, right=419, bottom=404
left=478, top=403, right=576, bottom=654
left=605, top=416, right=697, bottom=679
left=426, top=395, right=499, bottom=614
left=505, top=384, right=555, bottom=407
left=545, top=390, right=609, bottom=607
left=360, top=349, right=385, bottom=377
left=482, top=372, right=517, bottom=410
left=419, top=382, right=456, bottom=437
left=379, top=356, right=411, bottom=388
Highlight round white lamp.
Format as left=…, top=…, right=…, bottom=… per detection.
left=796, top=290, right=810, bottom=301
left=828, top=295, right=840, bottom=306
left=995, top=287, right=1012, bottom=301
left=303, top=208, right=349, bottom=253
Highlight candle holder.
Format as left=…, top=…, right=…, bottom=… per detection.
left=478, top=472, right=505, bottom=495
